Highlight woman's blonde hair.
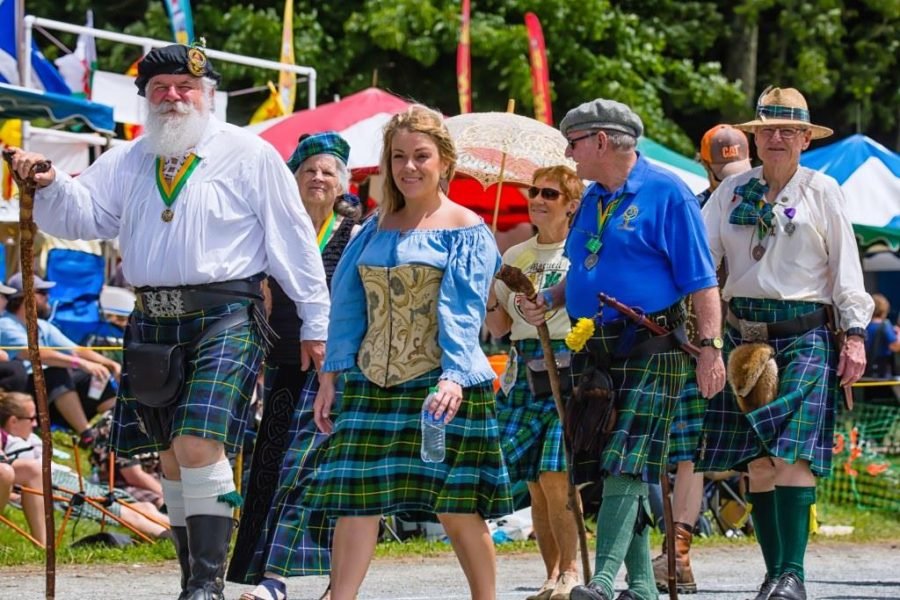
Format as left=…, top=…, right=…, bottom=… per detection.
left=379, top=105, right=456, bottom=225
left=0, top=391, right=33, bottom=428
left=532, top=165, right=585, bottom=204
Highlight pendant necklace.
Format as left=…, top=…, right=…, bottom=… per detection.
left=155, top=154, right=202, bottom=223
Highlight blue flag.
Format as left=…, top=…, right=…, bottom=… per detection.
left=0, top=0, right=71, bottom=94
left=162, top=0, right=195, bottom=45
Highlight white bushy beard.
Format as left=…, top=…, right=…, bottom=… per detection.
left=143, top=98, right=209, bottom=158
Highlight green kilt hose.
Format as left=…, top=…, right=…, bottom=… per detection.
left=696, top=298, right=838, bottom=477
left=111, top=301, right=266, bottom=457
left=572, top=324, right=690, bottom=484
left=302, top=367, right=513, bottom=518
left=233, top=373, right=332, bottom=582
left=495, top=338, right=568, bottom=483
left=667, top=371, right=706, bottom=464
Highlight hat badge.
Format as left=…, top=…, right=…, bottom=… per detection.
left=187, top=47, right=207, bottom=77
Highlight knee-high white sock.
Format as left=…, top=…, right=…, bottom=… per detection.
left=160, top=477, right=186, bottom=527
left=181, top=458, right=240, bottom=519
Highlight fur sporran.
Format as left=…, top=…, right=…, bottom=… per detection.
left=727, top=342, right=779, bottom=413
left=564, top=366, right=617, bottom=455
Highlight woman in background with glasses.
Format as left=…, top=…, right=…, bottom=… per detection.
left=485, top=165, right=584, bottom=600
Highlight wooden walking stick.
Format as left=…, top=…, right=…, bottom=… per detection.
left=3, top=148, right=56, bottom=599
left=495, top=265, right=592, bottom=582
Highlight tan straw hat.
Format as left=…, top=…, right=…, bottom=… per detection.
left=735, top=86, right=833, bottom=140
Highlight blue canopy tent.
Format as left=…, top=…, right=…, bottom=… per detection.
left=0, top=82, right=115, bottom=134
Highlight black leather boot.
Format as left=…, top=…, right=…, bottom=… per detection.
left=171, top=526, right=191, bottom=600
left=185, top=515, right=234, bottom=600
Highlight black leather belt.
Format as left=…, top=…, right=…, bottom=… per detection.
left=726, top=306, right=828, bottom=342
left=134, top=274, right=264, bottom=318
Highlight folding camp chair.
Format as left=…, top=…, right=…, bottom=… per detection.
left=46, top=248, right=105, bottom=345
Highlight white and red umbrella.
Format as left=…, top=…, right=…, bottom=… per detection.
left=246, top=87, right=413, bottom=173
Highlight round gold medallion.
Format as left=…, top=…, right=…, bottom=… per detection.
left=161, top=208, right=174, bottom=222
left=187, top=48, right=207, bottom=77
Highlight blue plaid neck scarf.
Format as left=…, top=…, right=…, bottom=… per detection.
left=729, top=178, right=773, bottom=238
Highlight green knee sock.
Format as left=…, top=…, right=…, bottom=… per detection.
left=747, top=490, right=782, bottom=578
left=591, top=476, right=649, bottom=599
left=622, top=496, right=655, bottom=600
left=776, top=485, right=816, bottom=581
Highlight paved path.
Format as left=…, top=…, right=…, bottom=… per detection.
left=1, top=541, right=898, bottom=599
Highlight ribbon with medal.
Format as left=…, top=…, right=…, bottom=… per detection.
left=729, top=178, right=774, bottom=260
left=155, top=154, right=201, bottom=222
left=583, top=192, right=626, bottom=270
left=316, top=212, right=336, bottom=252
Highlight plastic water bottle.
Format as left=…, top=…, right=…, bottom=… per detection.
left=421, top=386, right=445, bottom=463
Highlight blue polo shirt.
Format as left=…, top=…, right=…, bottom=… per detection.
left=564, top=154, right=717, bottom=322
left=0, top=314, right=76, bottom=374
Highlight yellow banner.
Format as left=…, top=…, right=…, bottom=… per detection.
left=278, top=0, right=296, bottom=114
left=250, top=81, right=287, bottom=125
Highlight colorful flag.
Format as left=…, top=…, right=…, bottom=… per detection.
left=524, top=12, right=553, bottom=125
left=162, top=0, right=195, bottom=45
left=0, top=0, right=71, bottom=93
left=249, top=81, right=287, bottom=125
left=54, top=10, right=97, bottom=98
left=278, top=0, right=296, bottom=114
left=0, top=119, right=22, bottom=200
left=123, top=59, right=144, bottom=140
left=456, top=0, right=472, bottom=114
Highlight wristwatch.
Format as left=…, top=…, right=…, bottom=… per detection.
left=699, top=337, right=724, bottom=350
left=845, top=327, right=867, bottom=341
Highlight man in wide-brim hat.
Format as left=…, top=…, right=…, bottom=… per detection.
left=698, top=87, right=872, bottom=600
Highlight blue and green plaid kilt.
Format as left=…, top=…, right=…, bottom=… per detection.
left=234, top=371, right=333, bottom=582
left=110, top=301, right=266, bottom=457
left=696, top=298, right=838, bottom=476
left=572, top=325, right=690, bottom=484
left=52, top=469, right=134, bottom=521
left=667, top=371, right=706, bottom=464
left=302, top=367, right=513, bottom=518
left=496, top=338, right=568, bottom=482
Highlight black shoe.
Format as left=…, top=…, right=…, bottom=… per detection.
left=170, top=526, right=190, bottom=600
left=748, top=575, right=778, bottom=600
left=185, top=515, right=234, bottom=600
left=570, top=582, right=611, bottom=600
left=769, top=572, right=806, bottom=600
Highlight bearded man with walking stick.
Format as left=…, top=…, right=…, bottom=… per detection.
left=520, top=98, right=726, bottom=600
left=8, top=42, right=329, bottom=600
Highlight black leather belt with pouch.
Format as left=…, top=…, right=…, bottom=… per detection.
left=525, top=351, right=573, bottom=398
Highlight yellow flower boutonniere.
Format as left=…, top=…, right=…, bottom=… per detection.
left=565, top=317, right=595, bottom=352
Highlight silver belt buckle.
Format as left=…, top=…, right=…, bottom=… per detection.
left=738, top=319, right=768, bottom=342
left=140, top=289, right=186, bottom=317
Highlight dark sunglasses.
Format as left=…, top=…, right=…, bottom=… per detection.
left=566, top=130, right=597, bottom=150
left=18, top=414, right=37, bottom=423
left=527, top=187, right=563, bottom=200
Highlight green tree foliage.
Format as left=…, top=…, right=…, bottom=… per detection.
left=20, top=0, right=900, bottom=150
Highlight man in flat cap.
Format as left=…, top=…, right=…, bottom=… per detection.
left=521, top=98, right=726, bottom=600
left=649, top=124, right=752, bottom=594
left=8, top=42, right=329, bottom=600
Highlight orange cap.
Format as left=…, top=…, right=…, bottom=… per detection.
left=700, top=125, right=750, bottom=165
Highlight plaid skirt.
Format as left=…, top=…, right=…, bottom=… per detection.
left=667, top=371, right=706, bottom=464
left=496, top=338, right=568, bottom=482
left=572, top=326, right=690, bottom=484
left=231, top=370, right=333, bottom=582
left=110, top=302, right=266, bottom=457
left=302, top=367, right=513, bottom=518
left=696, top=298, right=838, bottom=476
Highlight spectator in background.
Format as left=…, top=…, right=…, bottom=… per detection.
left=0, top=273, right=120, bottom=447
left=865, top=293, right=900, bottom=378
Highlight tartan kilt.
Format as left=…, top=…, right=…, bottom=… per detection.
left=696, top=298, right=838, bottom=476
left=110, top=301, right=266, bottom=458
left=233, top=372, right=333, bottom=582
left=496, top=338, right=568, bottom=482
left=571, top=326, right=690, bottom=484
left=302, top=367, right=513, bottom=519
left=667, top=371, right=706, bottom=464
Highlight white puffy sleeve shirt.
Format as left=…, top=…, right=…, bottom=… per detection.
left=34, top=116, right=330, bottom=340
left=703, top=166, right=873, bottom=330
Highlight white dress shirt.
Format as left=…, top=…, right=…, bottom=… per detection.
left=703, top=165, right=873, bottom=330
left=34, top=115, right=330, bottom=340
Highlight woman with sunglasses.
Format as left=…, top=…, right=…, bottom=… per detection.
left=486, top=165, right=584, bottom=600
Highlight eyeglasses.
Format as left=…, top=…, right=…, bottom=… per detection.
left=566, top=131, right=597, bottom=150
left=35, top=290, right=49, bottom=296
left=17, top=414, right=37, bottom=423
left=527, top=187, right=563, bottom=200
left=758, top=127, right=807, bottom=140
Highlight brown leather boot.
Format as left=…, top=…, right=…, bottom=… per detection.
left=653, top=522, right=697, bottom=593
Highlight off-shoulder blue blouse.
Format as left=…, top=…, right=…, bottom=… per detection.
left=323, top=216, right=501, bottom=387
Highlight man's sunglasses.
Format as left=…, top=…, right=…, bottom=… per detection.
left=527, top=187, right=563, bottom=201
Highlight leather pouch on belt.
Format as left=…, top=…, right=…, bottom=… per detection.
left=125, top=343, right=186, bottom=408
left=525, top=351, right=572, bottom=397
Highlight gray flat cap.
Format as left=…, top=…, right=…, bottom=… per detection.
left=560, top=98, right=644, bottom=139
